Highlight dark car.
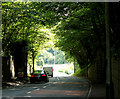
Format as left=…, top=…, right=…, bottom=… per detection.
left=29, top=70, right=49, bottom=83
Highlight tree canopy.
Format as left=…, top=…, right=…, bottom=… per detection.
left=2, top=2, right=52, bottom=56
left=2, top=2, right=106, bottom=76
left=2, top=2, right=56, bottom=76
left=53, top=3, right=105, bottom=68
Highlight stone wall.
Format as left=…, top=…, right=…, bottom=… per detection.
left=111, top=57, right=120, bottom=98
left=88, top=50, right=106, bottom=82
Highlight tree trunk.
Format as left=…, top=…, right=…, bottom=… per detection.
left=23, top=52, right=28, bottom=77
left=32, top=56, right=35, bottom=72
left=2, top=56, right=11, bottom=81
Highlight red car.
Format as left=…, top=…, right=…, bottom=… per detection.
left=29, top=70, right=49, bottom=83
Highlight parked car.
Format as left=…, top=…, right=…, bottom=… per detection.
left=29, top=70, right=49, bottom=83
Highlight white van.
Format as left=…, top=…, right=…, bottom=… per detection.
left=43, top=65, right=53, bottom=77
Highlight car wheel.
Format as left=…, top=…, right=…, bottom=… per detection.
left=51, top=75, right=53, bottom=77
left=45, top=78, right=49, bottom=82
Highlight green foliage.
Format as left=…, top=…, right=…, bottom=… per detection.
left=54, top=49, right=67, bottom=64
left=2, top=2, right=57, bottom=74
left=58, top=63, right=74, bottom=74
left=2, top=2, right=106, bottom=76
left=2, top=2, right=53, bottom=60
left=53, top=3, right=105, bottom=69
left=36, top=59, right=44, bottom=66
left=73, top=63, right=91, bottom=76
left=38, top=49, right=54, bottom=64
left=72, top=68, right=82, bottom=76
left=37, top=48, right=68, bottom=65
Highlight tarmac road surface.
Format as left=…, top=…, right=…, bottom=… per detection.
left=2, top=76, right=90, bottom=99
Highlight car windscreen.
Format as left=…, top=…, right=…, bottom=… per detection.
left=33, top=70, right=44, bottom=74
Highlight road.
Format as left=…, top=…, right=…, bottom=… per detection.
left=2, top=76, right=90, bottom=99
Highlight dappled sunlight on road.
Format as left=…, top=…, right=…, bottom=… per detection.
left=53, top=82, right=89, bottom=85
left=27, top=89, right=85, bottom=96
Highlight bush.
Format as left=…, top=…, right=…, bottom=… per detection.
left=58, top=70, right=63, bottom=72
left=72, top=68, right=82, bottom=76
left=65, top=70, right=69, bottom=74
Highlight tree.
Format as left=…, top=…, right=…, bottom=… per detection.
left=37, top=48, right=68, bottom=65
left=53, top=3, right=105, bottom=69
left=2, top=2, right=105, bottom=79
left=2, top=2, right=51, bottom=78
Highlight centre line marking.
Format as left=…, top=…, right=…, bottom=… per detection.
left=27, top=88, right=39, bottom=94
left=43, top=86, right=47, bottom=88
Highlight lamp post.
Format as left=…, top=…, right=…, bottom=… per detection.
left=105, top=2, right=113, bottom=98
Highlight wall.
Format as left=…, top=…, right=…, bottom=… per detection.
left=111, top=57, right=120, bottom=98
left=88, top=50, right=106, bottom=82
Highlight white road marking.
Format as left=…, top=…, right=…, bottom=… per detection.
left=23, top=96, right=31, bottom=97
left=57, top=77, right=59, bottom=80
left=27, top=88, right=39, bottom=94
left=35, top=89, right=39, bottom=91
left=43, top=86, right=47, bottom=88
left=43, top=83, right=51, bottom=88
left=87, top=83, right=92, bottom=99
left=32, top=87, right=38, bottom=88
left=27, top=82, right=50, bottom=94
left=27, top=91, right=31, bottom=94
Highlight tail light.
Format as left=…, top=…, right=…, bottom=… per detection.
left=31, top=75, right=34, bottom=77
left=52, top=68, right=54, bottom=71
left=41, top=74, right=46, bottom=76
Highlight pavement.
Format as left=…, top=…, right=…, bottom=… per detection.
left=88, top=79, right=106, bottom=99
left=2, top=79, right=28, bottom=89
